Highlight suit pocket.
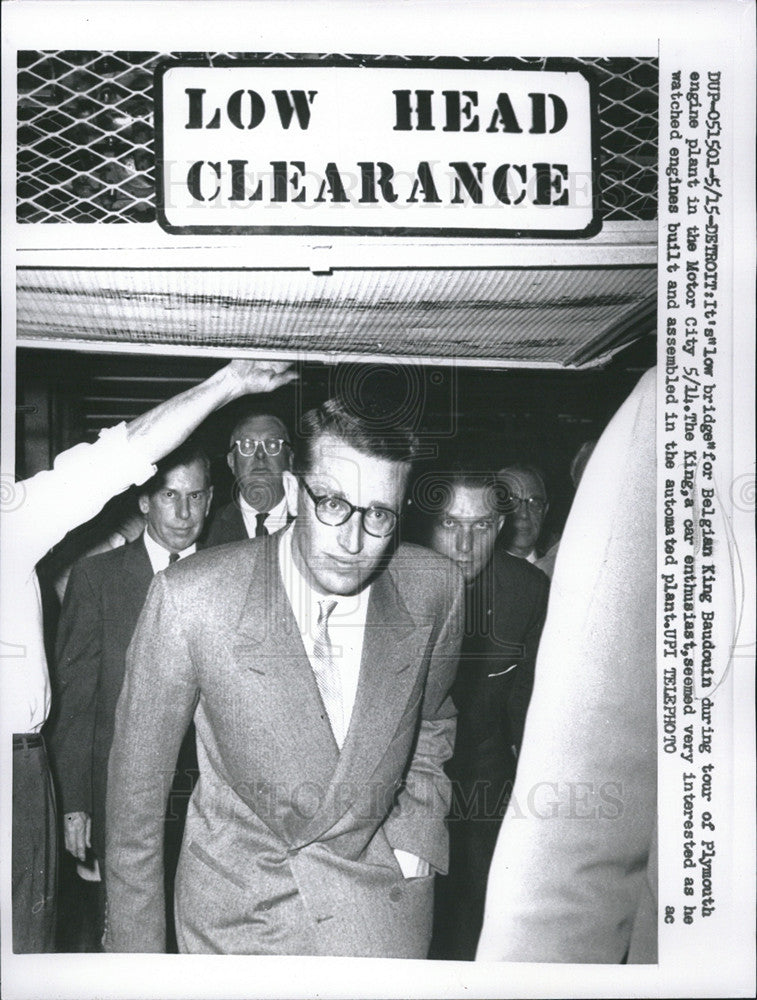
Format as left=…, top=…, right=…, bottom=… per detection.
left=186, top=839, right=248, bottom=890
left=229, top=641, right=267, bottom=675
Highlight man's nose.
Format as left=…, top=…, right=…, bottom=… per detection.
left=456, top=525, right=473, bottom=554
left=512, top=499, right=529, bottom=519
left=338, top=511, right=364, bottom=554
left=174, top=496, right=191, bottom=520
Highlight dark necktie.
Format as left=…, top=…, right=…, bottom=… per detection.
left=255, top=512, right=269, bottom=537
left=168, top=552, right=180, bottom=565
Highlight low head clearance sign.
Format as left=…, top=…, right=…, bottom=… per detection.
left=156, top=58, right=599, bottom=237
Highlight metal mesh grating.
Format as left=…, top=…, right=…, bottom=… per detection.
left=17, top=52, right=657, bottom=225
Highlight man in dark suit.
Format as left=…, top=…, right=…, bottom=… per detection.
left=105, top=397, right=465, bottom=957
left=424, top=471, right=549, bottom=960
left=5, top=358, right=296, bottom=955
left=496, top=463, right=551, bottom=570
left=205, top=411, right=292, bottom=545
left=49, top=441, right=213, bottom=944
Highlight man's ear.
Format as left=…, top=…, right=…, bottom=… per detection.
left=226, top=450, right=235, bottom=474
left=204, top=485, right=214, bottom=516
left=137, top=494, right=150, bottom=516
left=282, top=470, right=299, bottom=517
left=496, top=513, right=506, bottom=533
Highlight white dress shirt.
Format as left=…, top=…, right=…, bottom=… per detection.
left=240, top=494, right=289, bottom=538
left=507, top=547, right=538, bottom=564
left=278, top=525, right=369, bottom=738
left=142, top=529, right=197, bottom=573
left=0, top=423, right=155, bottom=734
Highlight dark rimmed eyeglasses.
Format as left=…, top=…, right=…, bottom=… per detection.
left=231, top=437, right=290, bottom=458
left=300, top=478, right=398, bottom=537
left=507, top=495, right=547, bottom=514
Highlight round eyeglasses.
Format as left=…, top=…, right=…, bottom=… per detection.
left=231, top=437, right=290, bottom=458
left=508, top=495, right=547, bottom=514
left=300, top=478, right=398, bottom=537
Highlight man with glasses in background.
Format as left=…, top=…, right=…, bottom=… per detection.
left=205, top=412, right=293, bottom=545
left=104, top=396, right=465, bottom=958
left=496, top=463, right=552, bottom=575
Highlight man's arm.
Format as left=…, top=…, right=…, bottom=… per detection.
left=11, top=359, right=297, bottom=569
left=124, top=359, right=297, bottom=462
left=383, top=570, right=465, bottom=875
left=104, top=572, right=198, bottom=953
left=48, top=559, right=102, bottom=858
left=506, top=571, right=549, bottom=754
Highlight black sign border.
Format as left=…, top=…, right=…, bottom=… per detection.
left=154, top=54, right=602, bottom=239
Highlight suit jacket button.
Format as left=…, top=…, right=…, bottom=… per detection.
left=389, top=886, right=402, bottom=902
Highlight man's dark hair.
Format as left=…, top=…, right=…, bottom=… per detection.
left=293, top=396, right=421, bottom=474
left=141, top=439, right=211, bottom=496
left=411, top=468, right=502, bottom=518
left=444, top=469, right=500, bottom=496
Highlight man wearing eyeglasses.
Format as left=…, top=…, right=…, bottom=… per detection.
left=49, top=441, right=213, bottom=947
left=496, top=464, right=551, bottom=571
left=205, top=412, right=293, bottom=546
left=104, top=396, right=465, bottom=957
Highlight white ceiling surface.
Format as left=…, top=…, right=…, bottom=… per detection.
left=16, top=266, right=656, bottom=368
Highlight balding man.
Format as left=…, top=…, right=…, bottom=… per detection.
left=497, top=464, right=550, bottom=569
left=205, top=412, right=293, bottom=546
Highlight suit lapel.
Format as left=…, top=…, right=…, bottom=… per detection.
left=231, top=536, right=341, bottom=790
left=225, top=504, right=247, bottom=539
left=300, top=561, right=433, bottom=843
left=231, top=539, right=434, bottom=842
left=121, top=534, right=154, bottom=609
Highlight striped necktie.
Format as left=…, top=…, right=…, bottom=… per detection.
left=312, top=599, right=344, bottom=748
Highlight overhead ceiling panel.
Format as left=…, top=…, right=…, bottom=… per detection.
left=17, top=266, right=656, bottom=369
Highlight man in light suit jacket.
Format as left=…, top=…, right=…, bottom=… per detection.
left=205, top=411, right=293, bottom=545
left=49, top=442, right=213, bottom=943
left=105, top=396, right=465, bottom=957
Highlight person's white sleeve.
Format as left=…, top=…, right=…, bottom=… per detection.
left=8, top=422, right=156, bottom=568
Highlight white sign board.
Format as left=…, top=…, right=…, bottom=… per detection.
left=156, top=58, right=599, bottom=237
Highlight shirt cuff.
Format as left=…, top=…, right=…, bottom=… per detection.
left=393, top=848, right=431, bottom=879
